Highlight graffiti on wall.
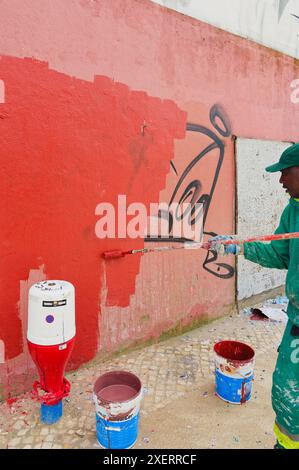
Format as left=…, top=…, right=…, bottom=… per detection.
left=145, top=104, right=234, bottom=279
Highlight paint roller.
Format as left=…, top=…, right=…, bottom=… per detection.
left=102, top=231, right=299, bottom=260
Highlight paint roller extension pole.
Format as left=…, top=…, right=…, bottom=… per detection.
left=220, top=232, right=299, bottom=245
left=102, top=232, right=299, bottom=260
left=102, top=242, right=204, bottom=260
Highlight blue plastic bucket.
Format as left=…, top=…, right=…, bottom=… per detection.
left=214, top=340, right=255, bottom=404
left=93, top=371, right=142, bottom=449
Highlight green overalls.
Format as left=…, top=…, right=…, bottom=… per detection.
left=244, top=198, right=299, bottom=449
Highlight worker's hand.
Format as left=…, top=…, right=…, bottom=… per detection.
left=208, top=235, right=243, bottom=255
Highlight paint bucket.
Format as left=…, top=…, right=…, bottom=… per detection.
left=93, top=371, right=142, bottom=449
left=214, top=340, right=255, bottom=404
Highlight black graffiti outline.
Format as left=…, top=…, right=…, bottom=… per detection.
left=145, top=104, right=234, bottom=279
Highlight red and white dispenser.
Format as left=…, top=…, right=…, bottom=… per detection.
left=27, top=280, right=75, bottom=424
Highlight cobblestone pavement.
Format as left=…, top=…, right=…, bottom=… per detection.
left=0, top=312, right=284, bottom=449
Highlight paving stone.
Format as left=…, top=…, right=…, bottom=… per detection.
left=8, top=438, right=21, bottom=446
left=0, top=313, right=284, bottom=449
left=41, top=442, right=52, bottom=449
left=23, top=436, right=34, bottom=444
left=13, top=420, right=25, bottom=431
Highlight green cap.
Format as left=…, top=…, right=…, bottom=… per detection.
left=265, top=143, right=299, bottom=173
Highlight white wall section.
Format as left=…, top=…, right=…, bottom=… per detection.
left=151, top=0, right=299, bottom=59
left=236, top=138, right=290, bottom=300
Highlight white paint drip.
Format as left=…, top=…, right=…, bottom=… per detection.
left=0, top=340, right=4, bottom=363
left=0, top=80, right=4, bottom=103
left=18, top=265, right=47, bottom=353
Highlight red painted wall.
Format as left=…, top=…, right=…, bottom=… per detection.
left=0, top=0, right=298, bottom=399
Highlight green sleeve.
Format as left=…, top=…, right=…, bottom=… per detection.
left=243, top=206, right=290, bottom=270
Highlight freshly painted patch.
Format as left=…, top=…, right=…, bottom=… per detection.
left=0, top=80, right=4, bottom=103
left=0, top=340, right=4, bottom=364
left=0, top=55, right=185, bottom=380
left=2, top=0, right=298, bottom=400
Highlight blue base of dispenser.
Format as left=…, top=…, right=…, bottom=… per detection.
left=41, top=400, right=63, bottom=424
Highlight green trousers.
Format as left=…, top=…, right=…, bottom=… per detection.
left=272, top=320, right=299, bottom=449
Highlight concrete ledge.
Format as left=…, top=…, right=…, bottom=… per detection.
left=237, top=285, right=285, bottom=311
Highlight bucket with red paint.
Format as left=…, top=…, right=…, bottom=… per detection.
left=93, top=371, right=142, bottom=449
left=214, top=340, right=255, bottom=404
